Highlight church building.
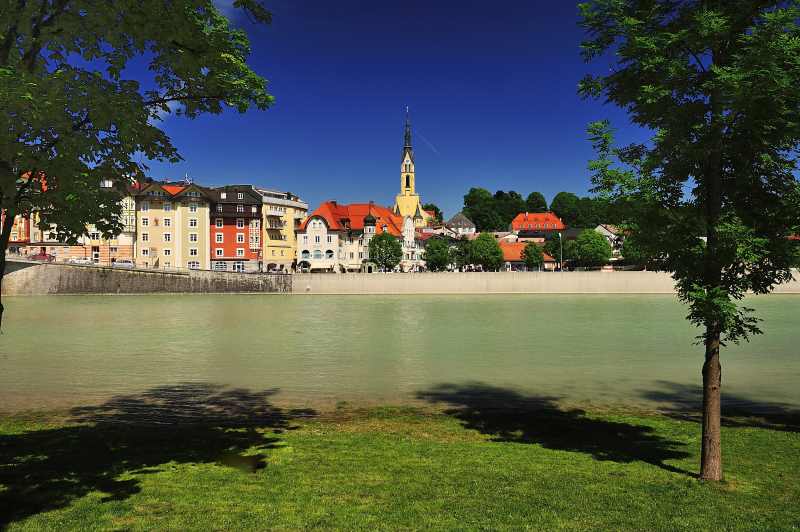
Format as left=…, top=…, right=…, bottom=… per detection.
left=393, top=109, right=434, bottom=228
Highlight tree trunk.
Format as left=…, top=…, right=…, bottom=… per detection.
left=0, top=209, right=14, bottom=332
left=700, top=327, right=723, bottom=481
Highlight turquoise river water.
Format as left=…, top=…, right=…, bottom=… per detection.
left=0, top=294, right=798, bottom=414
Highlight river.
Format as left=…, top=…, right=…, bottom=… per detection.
left=0, top=294, right=798, bottom=414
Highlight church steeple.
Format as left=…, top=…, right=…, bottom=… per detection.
left=400, top=107, right=415, bottom=196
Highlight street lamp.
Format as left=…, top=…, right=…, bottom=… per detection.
left=558, top=231, right=563, bottom=272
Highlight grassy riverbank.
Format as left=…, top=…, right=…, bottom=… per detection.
left=1, top=396, right=798, bottom=530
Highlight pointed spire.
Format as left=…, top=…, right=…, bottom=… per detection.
left=404, top=106, right=412, bottom=148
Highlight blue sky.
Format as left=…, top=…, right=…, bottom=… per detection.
left=145, top=0, right=647, bottom=219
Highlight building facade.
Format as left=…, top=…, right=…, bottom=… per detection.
left=297, top=201, right=424, bottom=273
left=210, top=185, right=263, bottom=272
left=256, top=188, right=308, bottom=271
left=133, top=181, right=211, bottom=270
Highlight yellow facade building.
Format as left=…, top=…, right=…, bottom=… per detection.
left=393, top=109, right=433, bottom=228
left=256, top=188, right=308, bottom=271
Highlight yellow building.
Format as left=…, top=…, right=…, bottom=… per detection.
left=255, top=188, right=308, bottom=271
left=133, top=181, right=211, bottom=270
left=393, top=109, right=433, bottom=228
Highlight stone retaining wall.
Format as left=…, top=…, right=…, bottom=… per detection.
left=2, top=260, right=291, bottom=295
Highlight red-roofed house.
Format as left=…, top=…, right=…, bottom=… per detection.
left=510, top=212, right=566, bottom=235
left=297, top=201, right=425, bottom=272
left=499, top=241, right=556, bottom=272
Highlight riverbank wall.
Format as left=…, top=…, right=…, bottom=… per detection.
left=2, top=260, right=291, bottom=295
left=292, top=270, right=800, bottom=295
left=4, top=261, right=800, bottom=295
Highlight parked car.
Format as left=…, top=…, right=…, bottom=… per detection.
left=112, top=259, right=135, bottom=269
left=30, top=253, right=55, bottom=262
left=68, top=257, right=94, bottom=265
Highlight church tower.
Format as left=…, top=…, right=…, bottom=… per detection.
left=394, top=107, right=430, bottom=228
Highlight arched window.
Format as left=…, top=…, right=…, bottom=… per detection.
left=301, top=250, right=310, bottom=259
left=325, top=249, right=334, bottom=259
left=405, top=175, right=411, bottom=189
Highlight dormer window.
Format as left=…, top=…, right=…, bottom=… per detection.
left=220, top=192, right=227, bottom=199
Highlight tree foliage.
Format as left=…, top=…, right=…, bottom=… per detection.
left=422, top=203, right=443, bottom=224
left=0, top=0, right=273, bottom=327
left=521, top=242, right=544, bottom=270
left=549, top=192, right=580, bottom=226
left=467, top=233, right=504, bottom=271
left=368, top=232, right=402, bottom=271
left=580, top=0, right=800, bottom=480
left=573, top=229, right=612, bottom=267
left=525, top=192, right=548, bottom=213
left=423, top=237, right=452, bottom=272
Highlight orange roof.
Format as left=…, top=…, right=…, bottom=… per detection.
left=511, top=212, right=565, bottom=231
left=499, top=241, right=554, bottom=262
left=302, top=201, right=404, bottom=236
left=162, top=185, right=186, bottom=195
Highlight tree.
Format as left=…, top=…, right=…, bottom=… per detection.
left=422, top=203, right=443, bottom=224
left=423, top=237, right=451, bottom=272
left=525, top=192, right=548, bottom=213
left=620, top=233, right=650, bottom=267
left=468, top=233, right=503, bottom=271
left=493, top=190, right=526, bottom=224
left=0, top=0, right=273, bottom=329
left=544, top=234, right=576, bottom=269
left=573, top=229, right=612, bottom=267
left=549, top=192, right=580, bottom=226
left=463, top=187, right=503, bottom=231
left=580, top=0, right=800, bottom=480
left=368, top=232, right=402, bottom=271
left=521, top=242, right=544, bottom=271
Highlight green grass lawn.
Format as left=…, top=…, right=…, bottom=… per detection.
left=1, top=383, right=798, bottom=530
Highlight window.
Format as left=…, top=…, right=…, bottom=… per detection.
left=251, top=206, right=257, bottom=213
left=141, top=249, right=149, bottom=257
left=142, top=233, right=149, bottom=242
left=315, top=236, right=320, bottom=243
left=216, top=248, right=223, bottom=257
left=214, top=234, right=223, bottom=244
left=189, top=233, right=198, bottom=243
left=163, top=233, right=171, bottom=242
left=236, top=248, right=245, bottom=257
left=164, top=202, right=172, bottom=212
left=189, top=203, right=198, bottom=213
left=189, top=218, right=198, bottom=228
left=141, top=201, right=149, bottom=211
left=142, top=218, right=149, bottom=227
left=236, top=218, right=245, bottom=228
left=303, top=235, right=308, bottom=244
left=272, top=250, right=276, bottom=256
left=350, top=252, right=354, bottom=259
left=214, top=262, right=227, bottom=271
left=215, top=218, right=223, bottom=228
left=164, top=249, right=171, bottom=256
left=281, top=250, right=284, bottom=256
left=216, top=205, right=223, bottom=212
left=359, top=252, right=363, bottom=259
left=164, top=218, right=171, bottom=227
left=89, top=232, right=100, bottom=240
left=313, top=250, right=322, bottom=260
left=187, top=261, right=200, bottom=270
left=220, top=192, right=227, bottom=199
left=327, top=235, right=332, bottom=243
left=110, top=247, right=118, bottom=253
left=301, top=250, right=310, bottom=259
left=233, top=261, right=245, bottom=272
left=236, top=204, right=244, bottom=213
left=325, top=250, right=334, bottom=259
left=237, top=233, right=245, bottom=243
left=189, top=248, right=198, bottom=256
left=237, top=192, right=244, bottom=200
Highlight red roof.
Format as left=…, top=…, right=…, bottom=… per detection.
left=511, top=212, right=565, bottom=232
left=162, top=185, right=186, bottom=195
left=499, top=241, right=554, bottom=263
left=302, top=201, right=404, bottom=236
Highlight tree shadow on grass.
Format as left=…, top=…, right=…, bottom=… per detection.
left=641, top=380, right=800, bottom=433
left=417, top=382, right=692, bottom=476
left=0, top=383, right=315, bottom=527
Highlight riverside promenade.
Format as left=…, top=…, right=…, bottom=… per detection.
left=4, top=259, right=800, bottom=295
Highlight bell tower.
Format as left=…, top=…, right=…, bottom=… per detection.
left=401, top=107, right=415, bottom=196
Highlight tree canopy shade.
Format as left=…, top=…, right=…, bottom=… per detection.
left=0, top=0, right=273, bottom=328
left=580, top=0, right=800, bottom=480
left=368, top=232, right=402, bottom=271
left=467, top=233, right=504, bottom=271
left=573, top=229, right=612, bottom=267
left=521, top=242, right=544, bottom=270
left=422, top=237, right=451, bottom=272
left=549, top=192, right=580, bottom=226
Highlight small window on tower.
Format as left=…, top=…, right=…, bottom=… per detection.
left=405, top=175, right=410, bottom=189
